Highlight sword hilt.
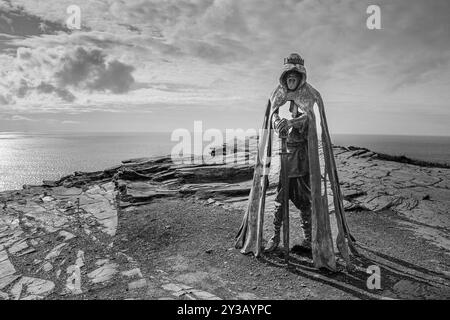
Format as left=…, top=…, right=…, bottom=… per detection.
left=279, top=128, right=288, bottom=140
left=279, top=129, right=288, bottom=154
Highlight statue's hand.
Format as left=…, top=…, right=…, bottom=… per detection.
left=274, top=118, right=289, bottom=136
left=288, top=114, right=308, bottom=132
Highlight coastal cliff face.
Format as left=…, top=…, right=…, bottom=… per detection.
left=0, top=144, right=449, bottom=300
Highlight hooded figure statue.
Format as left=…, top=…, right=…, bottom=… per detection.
left=235, top=53, right=358, bottom=271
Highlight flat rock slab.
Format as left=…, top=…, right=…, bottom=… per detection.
left=0, top=249, right=16, bottom=290
left=11, top=277, right=55, bottom=300
left=0, top=274, right=20, bottom=291
left=88, top=263, right=118, bottom=284
left=58, top=231, right=76, bottom=241
left=190, top=289, right=222, bottom=300
left=128, top=279, right=147, bottom=290
left=23, top=204, right=68, bottom=233
left=45, top=243, right=67, bottom=260
left=0, top=248, right=8, bottom=262
left=391, top=279, right=450, bottom=299
left=42, top=262, right=53, bottom=272
left=161, top=282, right=221, bottom=300
left=0, top=291, right=8, bottom=300
left=81, top=193, right=118, bottom=236
left=122, top=268, right=143, bottom=279
left=125, top=182, right=178, bottom=199
left=8, top=239, right=28, bottom=255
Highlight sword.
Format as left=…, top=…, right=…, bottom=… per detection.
left=279, top=126, right=290, bottom=266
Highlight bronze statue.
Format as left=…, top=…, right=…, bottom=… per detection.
left=235, top=53, right=358, bottom=271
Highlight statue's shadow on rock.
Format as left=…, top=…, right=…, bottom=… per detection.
left=258, top=245, right=449, bottom=300
left=258, top=248, right=372, bottom=300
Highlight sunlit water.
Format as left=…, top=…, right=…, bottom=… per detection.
left=332, top=134, right=450, bottom=165
left=0, top=132, right=175, bottom=191
left=0, top=132, right=449, bottom=192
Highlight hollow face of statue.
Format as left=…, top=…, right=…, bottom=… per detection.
left=286, top=75, right=300, bottom=91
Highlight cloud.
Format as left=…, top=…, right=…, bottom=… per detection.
left=0, top=45, right=135, bottom=105
left=36, top=82, right=75, bottom=102
left=100, top=0, right=450, bottom=91
left=0, top=114, right=39, bottom=121
left=61, top=120, right=81, bottom=124
left=54, top=47, right=135, bottom=93
left=0, top=4, right=69, bottom=37
left=0, top=113, right=84, bottom=125
left=7, top=0, right=450, bottom=78
left=1, top=0, right=449, bottom=135
left=10, top=114, right=35, bottom=121
left=0, top=94, right=9, bottom=104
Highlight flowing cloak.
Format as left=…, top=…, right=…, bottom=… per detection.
left=235, top=63, right=358, bottom=271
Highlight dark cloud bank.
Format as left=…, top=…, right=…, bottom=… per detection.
left=1, top=46, right=135, bottom=104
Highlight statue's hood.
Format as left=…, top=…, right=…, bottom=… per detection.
left=279, top=63, right=307, bottom=90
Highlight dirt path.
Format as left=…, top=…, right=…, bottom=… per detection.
left=94, top=197, right=449, bottom=300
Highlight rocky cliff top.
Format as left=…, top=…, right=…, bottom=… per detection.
left=0, top=144, right=449, bottom=300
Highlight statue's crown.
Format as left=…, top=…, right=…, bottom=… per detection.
left=284, top=53, right=304, bottom=66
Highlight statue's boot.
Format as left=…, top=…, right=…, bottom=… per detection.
left=292, top=240, right=312, bottom=256
left=292, top=207, right=312, bottom=255
left=264, top=228, right=281, bottom=252
left=265, top=201, right=283, bottom=253
left=293, top=241, right=312, bottom=254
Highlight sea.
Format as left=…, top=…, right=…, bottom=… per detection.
left=0, top=132, right=449, bottom=192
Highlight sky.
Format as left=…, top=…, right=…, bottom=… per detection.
left=0, top=0, right=449, bottom=135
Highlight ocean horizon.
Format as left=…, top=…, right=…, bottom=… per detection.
left=0, top=131, right=449, bottom=192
